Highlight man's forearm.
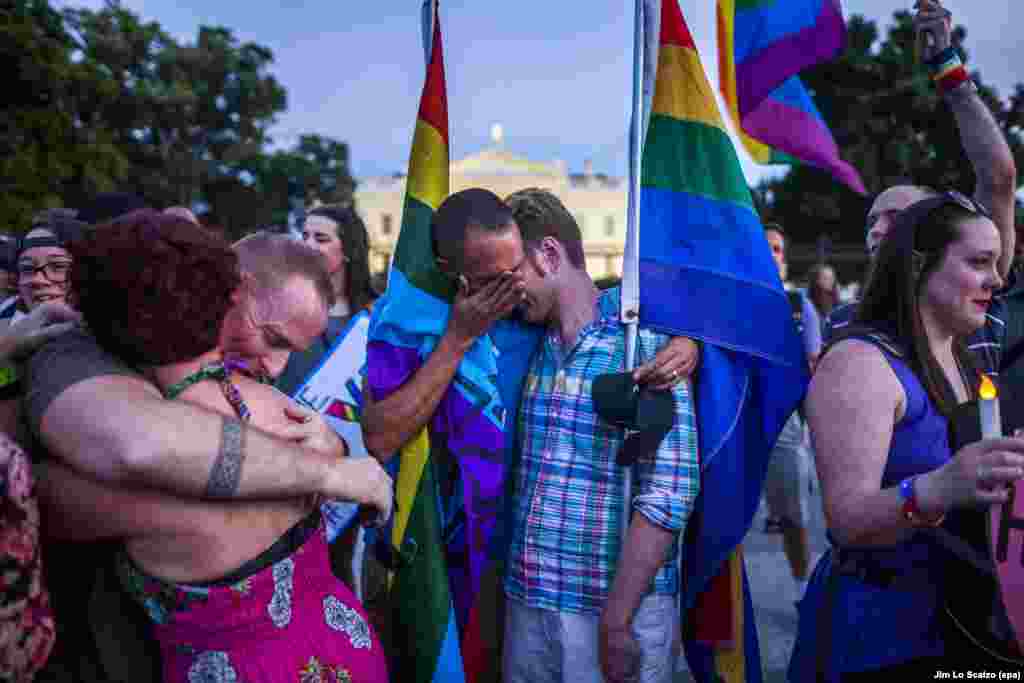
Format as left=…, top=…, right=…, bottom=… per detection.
left=601, top=513, right=676, bottom=629
left=363, top=330, right=472, bottom=460
left=35, top=460, right=236, bottom=541
left=948, top=82, right=1018, bottom=276
left=40, top=375, right=334, bottom=500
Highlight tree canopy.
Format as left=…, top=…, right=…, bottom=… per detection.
left=0, top=0, right=355, bottom=238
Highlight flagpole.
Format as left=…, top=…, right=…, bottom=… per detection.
left=620, top=0, right=644, bottom=543
left=421, top=0, right=434, bottom=66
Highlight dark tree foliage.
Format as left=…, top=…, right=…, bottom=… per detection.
left=2, top=0, right=355, bottom=236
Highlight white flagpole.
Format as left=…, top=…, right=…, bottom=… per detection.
left=620, top=0, right=646, bottom=542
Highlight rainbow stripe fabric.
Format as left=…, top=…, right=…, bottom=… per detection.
left=718, top=0, right=865, bottom=194
left=639, top=1, right=810, bottom=681
left=365, top=3, right=539, bottom=681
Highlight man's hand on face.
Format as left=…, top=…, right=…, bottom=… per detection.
left=633, top=336, right=699, bottom=391
left=447, top=271, right=525, bottom=346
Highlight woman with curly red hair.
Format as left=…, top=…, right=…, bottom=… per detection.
left=65, top=209, right=388, bottom=683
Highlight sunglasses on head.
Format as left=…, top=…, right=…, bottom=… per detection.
left=940, top=190, right=991, bottom=219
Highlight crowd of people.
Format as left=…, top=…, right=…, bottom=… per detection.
left=0, top=1, right=1022, bottom=682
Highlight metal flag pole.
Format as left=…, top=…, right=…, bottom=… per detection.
left=620, top=0, right=645, bottom=543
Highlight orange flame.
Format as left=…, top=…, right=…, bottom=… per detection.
left=980, top=375, right=998, bottom=400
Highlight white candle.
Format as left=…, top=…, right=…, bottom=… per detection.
left=980, top=375, right=1002, bottom=439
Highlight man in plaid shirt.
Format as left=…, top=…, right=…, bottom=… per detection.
left=502, top=189, right=699, bottom=683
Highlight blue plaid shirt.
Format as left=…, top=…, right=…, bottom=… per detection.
left=505, top=287, right=699, bottom=616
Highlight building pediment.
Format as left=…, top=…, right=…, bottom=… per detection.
left=450, top=148, right=566, bottom=178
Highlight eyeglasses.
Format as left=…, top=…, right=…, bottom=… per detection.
left=17, top=260, right=71, bottom=282
left=437, top=255, right=527, bottom=294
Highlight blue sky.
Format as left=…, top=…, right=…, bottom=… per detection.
left=61, top=1, right=1022, bottom=187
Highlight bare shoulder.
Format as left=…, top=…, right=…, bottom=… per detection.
left=810, top=338, right=905, bottom=419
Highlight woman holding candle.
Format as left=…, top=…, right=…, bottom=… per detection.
left=788, top=192, right=1024, bottom=680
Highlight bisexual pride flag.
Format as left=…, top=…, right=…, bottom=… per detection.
left=718, top=0, right=865, bottom=194
left=638, top=1, right=810, bottom=680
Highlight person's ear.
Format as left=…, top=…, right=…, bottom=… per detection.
left=541, top=237, right=563, bottom=274
left=232, top=272, right=257, bottom=305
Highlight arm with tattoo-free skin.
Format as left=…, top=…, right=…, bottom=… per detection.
left=38, top=374, right=392, bottom=514
left=363, top=273, right=524, bottom=460
left=915, top=0, right=1017, bottom=277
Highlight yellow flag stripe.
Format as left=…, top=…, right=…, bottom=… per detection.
left=391, top=427, right=431, bottom=549
left=717, top=0, right=773, bottom=163
left=713, top=548, right=747, bottom=682
left=406, top=119, right=449, bottom=211
left=652, top=44, right=726, bottom=132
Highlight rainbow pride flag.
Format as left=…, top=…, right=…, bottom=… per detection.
left=717, top=0, right=865, bottom=194
left=638, top=1, right=810, bottom=681
left=365, top=3, right=539, bottom=681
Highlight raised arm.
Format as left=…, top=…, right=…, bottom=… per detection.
left=363, top=274, right=522, bottom=459
left=916, top=1, right=1017, bottom=277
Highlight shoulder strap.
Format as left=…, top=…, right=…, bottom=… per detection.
left=786, top=290, right=803, bottom=315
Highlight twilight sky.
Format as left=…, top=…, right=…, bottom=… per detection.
left=59, top=1, right=1022, bottom=186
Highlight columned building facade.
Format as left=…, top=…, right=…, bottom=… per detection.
left=355, top=143, right=627, bottom=279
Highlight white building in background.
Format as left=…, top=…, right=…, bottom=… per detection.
left=355, top=128, right=628, bottom=279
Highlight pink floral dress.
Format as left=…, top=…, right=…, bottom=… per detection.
left=0, top=435, right=56, bottom=680
left=118, top=517, right=387, bottom=683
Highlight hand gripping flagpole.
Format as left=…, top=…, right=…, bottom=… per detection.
left=620, top=0, right=645, bottom=543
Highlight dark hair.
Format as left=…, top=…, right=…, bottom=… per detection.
left=233, top=232, right=335, bottom=311
left=807, top=263, right=840, bottom=318
left=306, top=205, right=376, bottom=312
left=431, top=188, right=514, bottom=271
left=69, top=209, right=241, bottom=366
left=854, top=197, right=987, bottom=416
left=0, top=235, right=15, bottom=275
left=17, top=215, right=91, bottom=261
left=75, top=193, right=148, bottom=226
left=505, top=188, right=586, bottom=269
left=763, top=222, right=786, bottom=239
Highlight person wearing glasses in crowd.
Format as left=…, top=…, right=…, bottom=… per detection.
left=824, top=0, right=1017, bottom=381
left=0, top=215, right=90, bottom=436
left=38, top=210, right=389, bottom=683
left=789, top=191, right=1024, bottom=679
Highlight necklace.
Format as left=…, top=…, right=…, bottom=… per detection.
left=162, top=358, right=269, bottom=422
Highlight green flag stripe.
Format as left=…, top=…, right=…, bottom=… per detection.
left=393, top=194, right=455, bottom=301
left=389, top=457, right=451, bottom=682
left=642, top=115, right=754, bottom=210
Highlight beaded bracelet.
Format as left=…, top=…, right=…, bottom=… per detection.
left=926, top=46, right=970, bottom=95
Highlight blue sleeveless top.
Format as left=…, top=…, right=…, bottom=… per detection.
left=789, top=334, right=955, bottom=680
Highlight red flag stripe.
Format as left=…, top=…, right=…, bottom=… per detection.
left=417, top=3, right=449, bottom=146
left=661, top=0, right=697, bottom=50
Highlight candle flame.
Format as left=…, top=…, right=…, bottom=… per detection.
left=980, top=375, right=998, bottom=400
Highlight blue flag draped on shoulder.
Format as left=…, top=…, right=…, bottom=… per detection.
left=636, top=1, right=810, bottom=680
